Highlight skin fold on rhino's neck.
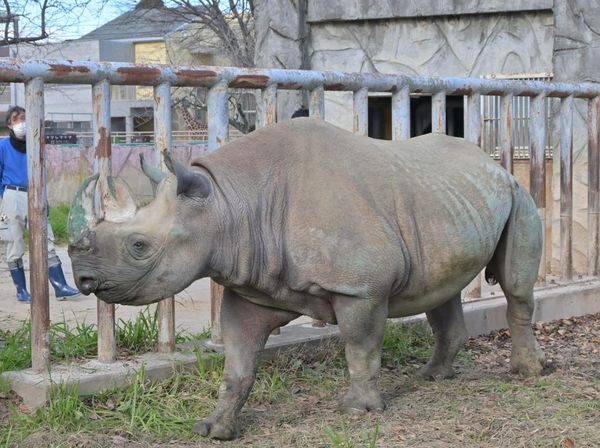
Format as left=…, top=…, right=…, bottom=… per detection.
left=205, top=162, right=288, bottom=296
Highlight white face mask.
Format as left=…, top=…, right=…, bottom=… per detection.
left=12, top=121, right=26, bottom=139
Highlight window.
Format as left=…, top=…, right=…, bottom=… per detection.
left=481, top=73, right=554, bottom=159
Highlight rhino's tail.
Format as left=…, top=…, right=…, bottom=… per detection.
left=484, top=268, right=498, bottom=285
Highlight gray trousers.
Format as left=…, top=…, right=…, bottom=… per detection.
left=0, top=189, right=58, bottom=270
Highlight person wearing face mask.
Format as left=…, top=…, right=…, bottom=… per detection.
left=0, top=105, right=80, bottom=303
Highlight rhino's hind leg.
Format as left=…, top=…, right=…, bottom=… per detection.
left=193, top=288, right=299, bottom=440
left=332, top=294, right=388, bottom=415
left=418, top=294, right=468, bottom=379
left=488, top=185, right=545, bottom=376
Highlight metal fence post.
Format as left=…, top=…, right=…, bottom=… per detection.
left=207, top=81, right=229, bottom=344
left=500, top=94, right=514, bottom=173
left=154, top=82, right=176, bottom=353
left=92, top=79, right=117, bottom=363
left=589, top=97, right=600, bottom=277
left=353, top=87, right=368, bottom=136
left=309, top=85, right=325, bottom=119
left=432, top=91, right=446, bottom=134
left=259, top=84, right=277, bottom=127
left=464, top=92, right=483, bottom=298
left=26, top=77, right=50, bottom=373
left=392, top=85, right=410, bottom=141
left=530, top=94, right=547, bottom=283
left=560, top=96, right=574, bottom=281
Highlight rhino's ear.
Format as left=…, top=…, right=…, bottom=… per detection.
left=164, top=152, right=211, bottom=199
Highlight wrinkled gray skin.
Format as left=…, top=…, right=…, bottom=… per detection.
left=68, top=118, right=544, bottom=440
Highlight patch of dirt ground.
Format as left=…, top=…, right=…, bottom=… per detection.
left=3, top=314, right=600, bottom=448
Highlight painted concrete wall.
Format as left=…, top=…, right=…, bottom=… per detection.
left=46, top=143, right=208, bottom=206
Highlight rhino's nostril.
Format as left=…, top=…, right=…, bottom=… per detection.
left=79, top=277, right=98, bottom=295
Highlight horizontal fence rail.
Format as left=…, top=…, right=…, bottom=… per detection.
left=0, top=59, right=597, bottom=370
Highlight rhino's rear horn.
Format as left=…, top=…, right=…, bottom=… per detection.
left=164, top=152, right=211, bottom=199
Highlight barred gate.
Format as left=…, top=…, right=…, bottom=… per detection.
left=0, top=59, right=598, bottom=373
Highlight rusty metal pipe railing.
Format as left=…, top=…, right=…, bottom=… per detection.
left=5, top=58, right=600, bottom=365
left=4, top=59, right=600, bottom=99
left=93, top=79, right=117, bottom=363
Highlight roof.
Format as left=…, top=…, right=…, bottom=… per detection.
left=78, top=7, right=190, bottom=42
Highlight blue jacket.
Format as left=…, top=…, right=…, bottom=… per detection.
left=0, top=137, right=28, bottom=198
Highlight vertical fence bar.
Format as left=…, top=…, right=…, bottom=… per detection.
left=353, top=87, right=368, bottom=136
left=154, top=82, right=176, bottom=353
left=560, top=96, right=574, bottom=281
left=26, top=77, right=50, bottom=373
left=464, top=92, right=483, bottom=298
left=392, top=85, right=410, bottom=141
left=500, top=94, right=514, bottom=173
left=588, top=97, right=600, bottom=277
left=208, top=81, right=229, bottom=344
left=432, top=91, right=446, bottom=134
left=260, top=84, right=277, bottom=127
left=530, top=94, right=548, bottom=283
left=92, top=79, right=117, bottom=363
left=309, top=85, right=325, bottom=120
left=466, top=93, right=482, bottom=147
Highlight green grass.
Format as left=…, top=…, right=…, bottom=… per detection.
left=48, top=204, right=70, bottom=246
left=0, top=321, right=438, bottom=446
left=0, top=307, right=194, bottom=375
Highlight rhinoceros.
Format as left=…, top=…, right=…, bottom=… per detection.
left=67, top=118, right=545, bottom=440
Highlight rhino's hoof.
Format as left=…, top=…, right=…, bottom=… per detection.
left=510, top=349, right=545, bottom=377
left=341, top=392, right=386, bottom=415
left=192, top=418, right=238, bottom=440
left=418, top=363, right=457, bottom=380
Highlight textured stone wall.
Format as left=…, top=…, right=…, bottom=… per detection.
left=550, top=0, right=600, bottom=274
left=310, top=12, right=554, bottom=130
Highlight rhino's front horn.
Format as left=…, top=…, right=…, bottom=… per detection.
left=95, top=175, right=137, bottom=223
left=68, top=174, right=99, bottom=245
left=68, top=175, right=138, bottom=245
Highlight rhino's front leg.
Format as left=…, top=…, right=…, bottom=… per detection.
left=193, top=288, right=299, bottom=440
left=332, top=295, right=388, bottom=415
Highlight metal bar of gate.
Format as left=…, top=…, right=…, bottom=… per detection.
left=309, top=85, right=325, bottom=119
left=26, top=77, right=50, bottom=373
left=500, top=94, right=514, bottom=173
left=207, top=81, right=229, bottom=345
left=432, top=91, right=446, bottom=134
left=154, top=82, right=176, bottom=353
left=560, top=96, right=574, bottom=281
left=464, top=92, right=483, bottom=298
left=589, top=97, right=600, bottom=277
left=353, top=87, right=368, bottom=136
left=93, top=79, right=117, bottom=363
left=529, top=94, right=547, bottom=283
left=392, top=84, right=410, bottom=141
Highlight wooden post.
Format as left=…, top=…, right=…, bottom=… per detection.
left=26, top=77, right=50, bottom=373
left=530, top=94, right=547, bottom=283
left=154, top=82, right=176, bottom=353
left=560, top=96, right=574, bottom=281
left=93, top=79, right=117, bottom=363
left=208, top=81, right=229, bottom=344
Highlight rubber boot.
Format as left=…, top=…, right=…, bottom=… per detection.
left=9, top=267, right=31, bottom=303
left=48, top=263, right=81, bottom=301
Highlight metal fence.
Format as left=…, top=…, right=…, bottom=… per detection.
left=0, top=58, right=599, bottom=373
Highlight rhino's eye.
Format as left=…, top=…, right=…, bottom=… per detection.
left=126, top=234, right=153, bottom=260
